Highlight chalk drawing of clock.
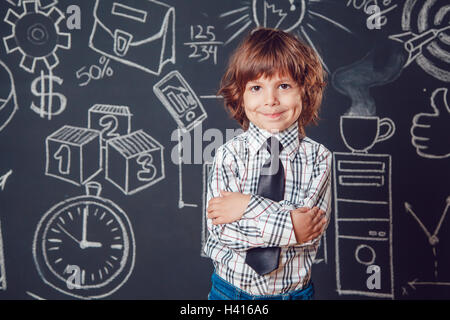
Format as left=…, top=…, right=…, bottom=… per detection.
left=33, top=182, right=135, bottom=299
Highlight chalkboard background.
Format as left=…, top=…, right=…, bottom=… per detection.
left=0, top=0, right=449, bottom=300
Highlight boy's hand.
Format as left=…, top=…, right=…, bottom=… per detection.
left=207, top=190, right=251, bottom=225
left=290, top=207, right=327, bottom=244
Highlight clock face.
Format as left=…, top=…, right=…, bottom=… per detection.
left=33, top=195, right=135, bottom=299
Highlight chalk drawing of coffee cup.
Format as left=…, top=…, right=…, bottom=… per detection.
left=340, top=116, right=396, bottom=153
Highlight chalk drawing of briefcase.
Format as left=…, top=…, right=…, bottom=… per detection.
left=89, top=0, right=175, bottom=75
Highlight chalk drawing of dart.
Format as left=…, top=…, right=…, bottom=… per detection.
left=389, top=25, right=450, bottom=68
left=389, top=0, right=450, bottom=82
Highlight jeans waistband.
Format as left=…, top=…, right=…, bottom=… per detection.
left=210, top=272, right=314, bottom=300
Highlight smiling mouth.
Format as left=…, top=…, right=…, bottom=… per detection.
left=263, top=111, right=284, bottom=119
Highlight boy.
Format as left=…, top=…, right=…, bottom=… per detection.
left=204, top=27, right=331, bottom=300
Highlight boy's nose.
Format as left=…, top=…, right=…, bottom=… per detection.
left=264, top=89, right=279, bottom=106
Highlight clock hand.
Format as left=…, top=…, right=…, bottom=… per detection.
left=57, top=223, right=102, bottom=249
left=79, top=205, right=103, bottom=249
left=82, top=206, right=88, bottom=243
left=57, top=223, right=81, bottom=245
left=81, top=240, right=103, bottom=248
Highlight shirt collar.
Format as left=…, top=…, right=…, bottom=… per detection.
left=246, top=121, right=301, bottom=160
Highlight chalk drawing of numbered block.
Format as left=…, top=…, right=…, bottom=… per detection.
left=154, top=71, right=207, bottom=133
left=46, top=125, right=102, bottom=186
left=89, top=0, right=175, bottom=75
left=88, top=104, right=132, bottom=147
left=106, top=130, right=165, bottom=195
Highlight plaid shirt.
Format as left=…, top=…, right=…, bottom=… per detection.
left=204, top=121, right=332, bottom=296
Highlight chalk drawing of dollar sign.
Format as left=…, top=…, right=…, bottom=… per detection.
left=30, top=70, right=67, bottom=120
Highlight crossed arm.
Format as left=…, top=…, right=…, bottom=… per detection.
left=205, top=144, right=332, bottom=251
left=207, top=190, right=327, bottom=244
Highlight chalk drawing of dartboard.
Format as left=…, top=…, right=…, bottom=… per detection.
left=33, top=182, right=135, bottom=299
left=400, top=0, right=450, bottom=82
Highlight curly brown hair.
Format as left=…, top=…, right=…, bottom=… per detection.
left=218, top=27, right=327, bottom=136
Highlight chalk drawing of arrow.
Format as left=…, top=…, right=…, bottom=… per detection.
left=404, top=198, right=450, bottom=246
left=408, top=278, right=450, bottom=290
left=433, top=196, right=450, bottom=238
left=404, top=202, right=433, bottom=240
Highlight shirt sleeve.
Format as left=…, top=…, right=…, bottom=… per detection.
left=206, top=144, right=297, bottom=252
left=292, top=144, right=332, bottom=247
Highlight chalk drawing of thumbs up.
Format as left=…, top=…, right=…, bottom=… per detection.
left=411, top=88, right=450, bottom=159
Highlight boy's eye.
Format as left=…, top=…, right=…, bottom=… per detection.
left=279, top=83, right=291, bottom=89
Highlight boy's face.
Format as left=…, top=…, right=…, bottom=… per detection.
left=243, top=73, right=302, bottom=132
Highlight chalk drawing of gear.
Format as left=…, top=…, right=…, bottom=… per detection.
left=3, top=0, right=71, bottom=73
left=7, top=0, right=59, bottom=9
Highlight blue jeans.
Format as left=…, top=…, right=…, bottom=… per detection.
left=208, top=272, right=314, bottom=300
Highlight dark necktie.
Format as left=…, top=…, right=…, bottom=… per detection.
left=245, top=136, right=285, bottom=276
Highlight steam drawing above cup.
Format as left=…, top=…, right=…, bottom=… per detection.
left=332, top=41, right=406, bottom=117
